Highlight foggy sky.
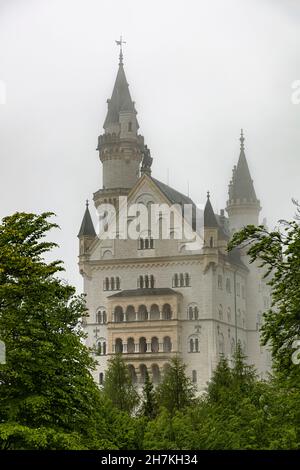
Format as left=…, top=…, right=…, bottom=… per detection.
left=0, top=0, right=299, bottom=292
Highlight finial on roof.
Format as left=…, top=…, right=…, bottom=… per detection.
left=115, top=35, right=126, bottom=65
left=240, top=128, right=245, bottom=151
left=86, top=199, right=89, bottom=208
left=207, top=190, right=210, bottom=199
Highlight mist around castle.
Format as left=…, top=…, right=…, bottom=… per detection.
left=0, top=0, right=299, bottom=462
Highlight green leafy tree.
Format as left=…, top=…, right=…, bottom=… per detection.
left=156, top=357, right=195, bottom=414
left=228, top=204, right=300, bottom=384
left=103, top=354, right=139, bottom=413
left=0, top=212, right=110, bottom=449
left=140, top=369, right=158, bottom=419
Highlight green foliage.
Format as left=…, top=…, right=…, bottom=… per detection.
left=228, top=208, right=300, bottom=384
left=141, top=369, right=158, bottom=419
left=155, top=356, right=196, bottom=414
left=103, top=354, right=139, bottom=413
left=0, top=212, right=112, bottom=449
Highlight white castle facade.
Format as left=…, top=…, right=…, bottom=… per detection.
left=78, top=51, right=271, bottom=391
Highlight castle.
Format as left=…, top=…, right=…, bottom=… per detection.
left=78, top=47, right=271, bottom=391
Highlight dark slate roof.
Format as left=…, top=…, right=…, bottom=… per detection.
left=229, top=148, right=258, bottom=203
left=78, top=204, right=96, bottom=238
left=204, top=196, right=219, bottom=228
left=103, top=63, right=138, bottom=128
left=151, top=177, right=194, bottom=206
left=108, top=288, right=180, bottom=299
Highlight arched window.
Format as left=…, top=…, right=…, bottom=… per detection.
left=138, top=305, right=148, bottom=321
left=126, top=305, right=135, bottom=322
left=150, top=275, right=155, bottom=288
left=210, top=236, right=214, bottom=248
left=139, top=238, right=144, bottom=250
left=127, top=337, right=135, bottom=354
left=189, top=338, right=194, bottom=352
left=162, top=304, right=172, bottom=320
left=139, top=275, right=144, bottom=289
left=96, top=307, right=106, bottom=324
left=195, top=338, right=199, bottom=352
left=163, top=336, right=172, bottom=352
left=114, top=306, right=124, bottom=323
left=151, top=336, right=159, bottom=353
left=128, top=121, right=132, bottom=132
left=192, top=370, right=197, bottom=383
left=226, top=278, right=231, bottom=293
left=180, top=273, right=184, bottom=287
left=104, top=277, right=109, bottom=291
left=188, top=335, right=199, bottom=353
left=115, top=338, right=123, bottom=354
left=218, top=274, right=223, bottom=289
left=174, top=273, right=179, bottom=287
left=99, top=372, right=104, bottom=385
left=116, top=277, right=120, bottom=290
left=96, top=338, right=107, bottom=356
left=110, top=277, right=115, bottom=291
left=188, top=306, right=193, bottom=320
left=185, top=273, right=190, bottom=287
left=139, top=337, right=147, bottom=354
left=145, top=275, right=149, bottom=289
left=150, top=304, right=160, bottom=320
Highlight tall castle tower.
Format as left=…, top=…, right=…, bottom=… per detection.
left=226, top=130, right=261, bottom=233
left=94, top=44, right=145, bottom=210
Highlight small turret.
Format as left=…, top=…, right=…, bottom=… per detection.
left=78, top=200, right=96, bottom=255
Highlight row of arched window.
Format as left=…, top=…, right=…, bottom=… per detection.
left=217, top=275, right=245, bottom=299
left=103, top=276, right=121, bottom=291
left=138, top=275, right=155, bottom=289
left=172, top=273, right=191, bottom=288
left=126, top=364, right=198, bottom=385
left=217, top=334, right=246, bottom=356
left=113, top=303, right=172, bottom=322
left=114, top=336, right=172, bottom=354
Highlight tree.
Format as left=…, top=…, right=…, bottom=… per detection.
left=156, top=357, right=195, bottom=414
left=0, top=212, right=110, bottom=449
left=103, top=354, right=139, bottom=413
left=228, top=205, right=300, bottom=384
left=140, top=369, right=158, bottom=419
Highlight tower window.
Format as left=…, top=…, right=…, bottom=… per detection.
left=99, top=373, right=104, bottom=385
left=128, top=122, right=132, bottom=132
left=192, top=370, right=197, bottom=383
left=173, top=273, right=191, bottom=288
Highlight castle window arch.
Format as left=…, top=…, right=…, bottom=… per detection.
left=115, top=338, right=123, bottom=354
left=139, top=337, right=147, bottom=353
left=127, top=337, right=135, bottom=354
left=163, top=336, right=172, bottom=352
left=187, top=303, right=200, bottom=320
left=96, top=337, right=107, bottom=356
left=162, top=303, right=172, bottom=320
left=96, top=307, right=107, bottom=324
left=188, top=334, right=200, bottom=353
left=114, top=306, right=124, bottom=323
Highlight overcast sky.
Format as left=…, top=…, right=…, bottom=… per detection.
left=0, top=0, right=299, bottom=292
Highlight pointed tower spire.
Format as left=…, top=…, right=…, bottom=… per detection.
left=204, top=191, right=219, bottom=228
left=226, top=130, right=261, bottom=232
left=78, top=200, right=96, bottom=238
